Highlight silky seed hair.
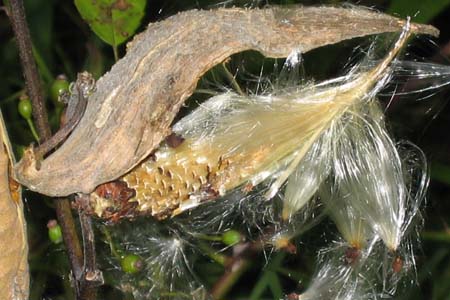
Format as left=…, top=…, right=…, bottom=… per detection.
left=100, top=220, right=209, bottom=300
left=327, top=101, right=427, bottom=251
left=91, top=22, right=450, bottom=300
left=90, top=21, right=414, bottom=222
left=295, top=237, right=381, bottom=300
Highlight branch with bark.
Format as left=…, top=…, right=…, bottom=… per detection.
left=7, top=1, right=95, bottom=299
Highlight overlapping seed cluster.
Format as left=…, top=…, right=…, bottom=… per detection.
left=95, top=22, right=447, bottom=300
left=123, top=142, right=214, bottom=219
left=120, top=139, right=267, bottom=219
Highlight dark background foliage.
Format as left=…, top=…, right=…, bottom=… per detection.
left=0, top=0, right=449, bottom=299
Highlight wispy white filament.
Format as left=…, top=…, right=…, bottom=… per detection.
left=326, top=101, right=427, bottom=250
left=98, top=19, right=447, bottom=300
left=169, top=23, right=411, bottom=213
left=297, top=240, right=380, bottom=300
left=104, top=221, right=208, bottom=300
left=282, top=131, right=331, bottom=220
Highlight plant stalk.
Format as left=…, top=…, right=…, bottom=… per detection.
left=8, top=0, right=51, bottom=141
left=7, top=1, right=93, bottom=299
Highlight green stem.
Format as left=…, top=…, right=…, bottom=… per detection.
left=101, top=226, right=121, bottom=259
left=194, top=233, right=223, bottom=242
left=26, top=117, right=39, bottom=141
left=112, top=45, right=119, bottom=62
left=222, top=62, right=245, bottom=96
left=193, top=89, right=219, bottom=96
left=1, top=89, right=24, bottom=105
left=198, top=241, right=227, bottom=266
left=211, top=256, right=251, bottom=299
left=32, top=44, right=53, bottom=83
left=249, top=252, right=286, bottom=300
left=55, top=45, right=75, bottom=79
left=422, top=231, right=450, bottom=243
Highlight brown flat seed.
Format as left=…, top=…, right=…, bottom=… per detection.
left=165, top=132, right=185, bottom=148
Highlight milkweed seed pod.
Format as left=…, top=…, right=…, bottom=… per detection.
left=88, top=23, right=414, bottom=221
left=0, top=111, right=29, bottom=299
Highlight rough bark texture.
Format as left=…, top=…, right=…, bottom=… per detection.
left=0, top=112, right=29, bottom=300
left=14, top=6, right=438, bottom=196
left=9, top=0, right=51, bottom=141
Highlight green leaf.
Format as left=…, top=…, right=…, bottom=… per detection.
left=249, top=252, right=286, bottom=300
left=74, top=0, right=146, bottom=47
left=388, top=0, right=450, bottom=23
left=267, top=272, right=283, bottom=298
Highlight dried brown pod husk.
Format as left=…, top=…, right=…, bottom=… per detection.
left=15, top=6, right=438, bottom=197
left=0, top=111, right=29, bottom=300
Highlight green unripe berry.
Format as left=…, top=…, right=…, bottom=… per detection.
left=18, top=95, right=32, bottom=120
left=222, top=230, right=242, bottom=246
left=47, top=220, right=63, bottom=244
left=121, top=254, right=143, bottom=274
left=50, top=75, right=70, bottom=104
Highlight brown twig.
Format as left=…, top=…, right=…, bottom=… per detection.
left=210, top=226, right=298, bottom=299
left=78, top=196, right=103, bottom=300
left=7, top=1, right=92, bottom=299
left=36, top=73, right=91, bottom=158
left=0, top=5, right=9, bottom=17
left=55, top=199, right=83, bottom=277
left=8, top=0, right=51, bottom=141
left=211, top=241, right=262, bottom=299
